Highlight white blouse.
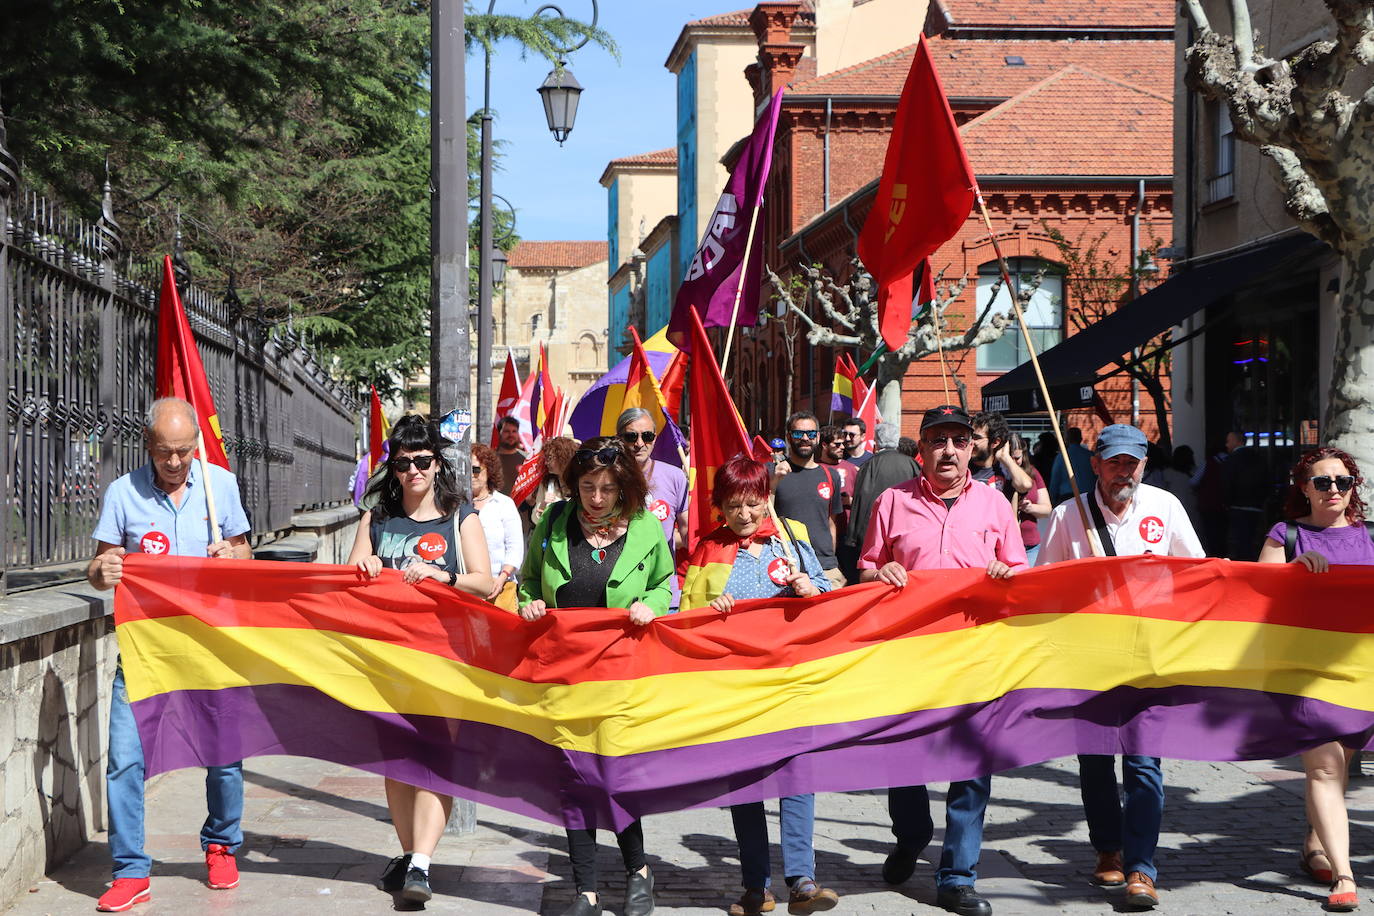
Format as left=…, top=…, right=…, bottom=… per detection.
left=475, top=490, right=525, bottom=576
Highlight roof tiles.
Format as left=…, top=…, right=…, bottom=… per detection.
left=507, top=241, right=608, bottom=270
left=605, top=147, right=677, bottom=168
left=934, top=0, right=1175, bottom=29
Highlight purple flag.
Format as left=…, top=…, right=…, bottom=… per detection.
left=667, top=89, right=784, bottom=351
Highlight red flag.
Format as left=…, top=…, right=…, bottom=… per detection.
left=685, top=306, right=752, bottom=552
left=856, top=380, right=880, bottom=454
left=155, top=256, right=230, bottom=469
left=842, top=353, right=859, bottom=377
left=858, top=36, right=977, bottom=351
left=659, top=351, right=686, bottom=422
left=509, top=452, right=546, bottom=506
left=369, top=385, right=386, bottom=472
left=492, top=349, right=521, bottom=447
left=852, top=374, right=869, bottom=419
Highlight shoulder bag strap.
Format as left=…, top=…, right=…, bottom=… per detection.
left=1285, top=522, right=1298, bottom=562
left=450, top=511, right=468, bottom=576
left=1085, top=490, right=1118, bottom=558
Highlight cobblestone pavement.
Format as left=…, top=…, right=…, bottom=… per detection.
left=8, top=754, right=1374, bottom=915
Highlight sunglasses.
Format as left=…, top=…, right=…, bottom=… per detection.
left=1311, top=475, right=1355, bottom=493
left=576, top=447, right=622, bottom=465
left=924, top=435, right=972, bottom=449
left=789, top=429, right=819, bottom=440
left=620, top=430, right=656, bottom=445
left=390, top=454, right=436, bottom=472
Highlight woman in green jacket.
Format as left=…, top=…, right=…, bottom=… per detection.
left=517, top=437, right=674, bottom=916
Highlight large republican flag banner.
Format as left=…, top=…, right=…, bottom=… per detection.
left=155, top=255, right=230, bottom=468
left=857, top=36, right=977, bottom=352
left=114, top=554, right=1374, bottom=831
left=667, top=89, right=785, bottom=351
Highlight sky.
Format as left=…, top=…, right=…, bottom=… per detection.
left=465, top=0, right=749, bottom=242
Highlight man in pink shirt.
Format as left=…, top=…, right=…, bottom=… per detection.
left=859, top=405, right=1026, bottom=916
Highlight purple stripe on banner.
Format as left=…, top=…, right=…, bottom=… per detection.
left=133, top=683, right=1374, bottom=832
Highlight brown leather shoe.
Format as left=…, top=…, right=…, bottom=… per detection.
left=728, top=887, right=775, bottom=916
left=1124, top=871, right=1158, bottom=909
left=787, top=878, right=838, bottom=914
left=1092, top=851, right=1125, bottom=887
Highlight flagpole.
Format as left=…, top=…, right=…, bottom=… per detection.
left=974, top=191, right=1102, bottom=558
left=932, top=290, right=953, bottom=404
left=196, top=431, right=223, bottom=545
left=718, top=201, right=764, bottom=380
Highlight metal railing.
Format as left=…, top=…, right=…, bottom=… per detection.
left=1, top=148, right=359, bottom=590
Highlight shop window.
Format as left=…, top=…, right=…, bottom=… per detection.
left=976, top=258, right=1064, bottom=373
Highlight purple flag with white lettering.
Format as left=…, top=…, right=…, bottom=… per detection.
left=667, top=89, right=784, bottom=352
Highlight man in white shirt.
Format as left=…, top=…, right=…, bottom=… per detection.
left=1036, top=424, right=1204, bottom=910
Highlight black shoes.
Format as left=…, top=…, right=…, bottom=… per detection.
left=377, top=854, right=411, bottom=892
left=625, top=867, right=655, bottom=916
left=400, top=867, right=432, bottom=903
left=936, top=885, right=992, bottom=916
left=882, top=844, right=920, bottom=884
left=560, top=895, right=602, bottom=916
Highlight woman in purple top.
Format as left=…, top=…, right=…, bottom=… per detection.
left=1258, top=446, right=1371, bottom=912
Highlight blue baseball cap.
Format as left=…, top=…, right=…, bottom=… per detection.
left=1094, top=424, right=1148, bottom=460
left=769, top=437, right=786, bottom=450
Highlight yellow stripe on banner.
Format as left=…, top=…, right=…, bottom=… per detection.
left=119, top=613, right=1374, bottom=758
left=679, top=561, right=735, bottom=612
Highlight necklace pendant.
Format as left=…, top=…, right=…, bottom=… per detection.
left=591, top=547, right=607, bottom=564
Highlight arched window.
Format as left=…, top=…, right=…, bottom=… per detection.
left=576, top=333, right=600, bottom=369
left=976, top=258, right=1064, bottom=372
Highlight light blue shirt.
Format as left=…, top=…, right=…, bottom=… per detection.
left=92, top=461, right=250, bottom=557
left=721, top=535, right=831, bottom=602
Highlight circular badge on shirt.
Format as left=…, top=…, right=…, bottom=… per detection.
left=816, top=481, right=833, bottom=501
left=415, top=532, right=449, bottom=562
left=139, top=530, right=170, bottom=555
left=1139, top=516, right=1166, bottom=544
left=649, top=499, right=671, bottom=522
left=767, top=557, right=792, bottom=586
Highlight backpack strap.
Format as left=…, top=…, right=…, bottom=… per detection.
left=1284, top=522, right=1297, bottom=563
left=450, top=509, right=468, bottom=576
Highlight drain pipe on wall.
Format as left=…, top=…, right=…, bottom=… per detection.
left=1130, top=178, right=1145, bottom=427
left=823, top=97, right=832, bottom=211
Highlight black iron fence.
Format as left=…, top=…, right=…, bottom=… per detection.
left=1, top=134, right=359, bottom=590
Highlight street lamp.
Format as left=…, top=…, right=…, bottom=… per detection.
left=476, top=0, right=597, bottom=441
left=491, top=248, right=509, bottom=286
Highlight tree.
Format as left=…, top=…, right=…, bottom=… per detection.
left=1042, top=227, right=1171, bottom=449
left=765, top=260, right=1025, bottom=427
left=1183, top=0, right=1374, bottom=466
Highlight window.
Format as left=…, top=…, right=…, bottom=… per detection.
left=975, top=258, right=1064, bottom=372
left=1207, top=102, right=1235, bottom=203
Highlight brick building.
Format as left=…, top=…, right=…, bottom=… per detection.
left=728, top=0, right=1177, bottom=443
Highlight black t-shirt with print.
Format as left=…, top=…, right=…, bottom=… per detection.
left=369, top=505, right=476, bottom=573
left=773, top=461, right=843, bottom=569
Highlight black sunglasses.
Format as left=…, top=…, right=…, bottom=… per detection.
left=924, top=435, right=972, bottom=449
left=620, top=430, right=656, bottom=445
left=390, top=454, right=436, bottom=472
left=576, top=447, right=622, bottom=465
left=1311, top=475, right=1355, bottom=493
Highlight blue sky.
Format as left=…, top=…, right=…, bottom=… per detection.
left=465, top=1, right=748, bottom=242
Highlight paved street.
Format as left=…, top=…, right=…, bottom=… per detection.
left=7, top=753, right=1373, bottom=915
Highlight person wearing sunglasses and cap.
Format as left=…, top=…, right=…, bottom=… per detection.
left=773, top=411, right=846, bottom=589
left=1036, top=423, right=1203, bottom=910
left=347, top=414, right=495, bottom=905
left=516, top=436, right=675, bottom=916
left=617, top=407, right=689, bottom=605
left=1259, top=446, right=1374, bottom=914
left=859, top=405, right=1026, bottom=916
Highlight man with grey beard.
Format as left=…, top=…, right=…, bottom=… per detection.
left=1035, top=424, right=1203, bottom=910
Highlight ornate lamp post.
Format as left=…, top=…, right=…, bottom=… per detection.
left=476, top=1, right=596, bottom=440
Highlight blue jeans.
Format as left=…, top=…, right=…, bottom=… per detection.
left=888, top=776, right=991, bottom=888
left=731, top=795, right=816, bottom=889
left=1024, top=544, right=1040, bottom=565
left=1078, top=755, right=1163, bottom=880
left=108, top=664, right=245, bottom=878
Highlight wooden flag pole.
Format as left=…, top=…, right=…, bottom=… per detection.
left=974, top=192, right=1102, bottom=558
left=718, top=199, right=765, bottom=380
left=931, top=294, right=953, bottom=404
left=766, top=495, right=800, bottom=569
left=196, top=430, right=223, bottom=545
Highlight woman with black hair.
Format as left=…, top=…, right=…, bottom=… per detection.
left=347, top=414, right=494, bottom=905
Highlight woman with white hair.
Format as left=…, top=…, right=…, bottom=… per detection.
left=616, top=406, right=687, bottom=607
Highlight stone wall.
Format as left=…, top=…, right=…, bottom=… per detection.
left=0, top=588, right=117, bottom=909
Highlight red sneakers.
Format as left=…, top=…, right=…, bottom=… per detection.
left=96, top=878, right=151, bottom=912
left=205, top=843, right=240, bottom=889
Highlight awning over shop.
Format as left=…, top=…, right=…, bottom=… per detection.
left=980, top=234, right=1324, bottom=415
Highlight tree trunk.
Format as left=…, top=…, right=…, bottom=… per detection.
left=1324, top=247, right=1374, bottom=472
left=877, top=377, right=903, bottom=431
left=1139, top=374, right=1172, bottom=453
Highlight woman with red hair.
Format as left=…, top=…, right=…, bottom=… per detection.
left=680, top=455, right=836, bottom=915
left=1258, top=446, right=1372, bottom=912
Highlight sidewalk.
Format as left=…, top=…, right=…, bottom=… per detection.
left=8, top=754, right=1373, bottom=914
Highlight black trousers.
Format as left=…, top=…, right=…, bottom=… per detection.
left=565, top=820, right=645, bottom=894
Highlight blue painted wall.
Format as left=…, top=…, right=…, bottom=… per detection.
left=610, top=283, right=632, bottom=357
left=607, top=178, right=620, bottom=279
left=676, top=51, right=698, bottom=280
left=645, top=243, right=673, bottom=332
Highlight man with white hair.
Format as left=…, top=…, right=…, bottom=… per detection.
left=87, top=397, right=252, bottom=912
left=617, top=407, right=688, bottom=603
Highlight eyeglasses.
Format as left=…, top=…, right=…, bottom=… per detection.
left=576, top=447, right=622, bottom=465
left=789, top=429, right=819, bottom=440
left=1311, top=475, right=1355, bottom=493
left=390, top=454, right=436, bottom=472
left=842, top=430, right=861, bottom=439
left=923, top=435, right=972, bottom=449
left=620, top=430, right=656, bottom=445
